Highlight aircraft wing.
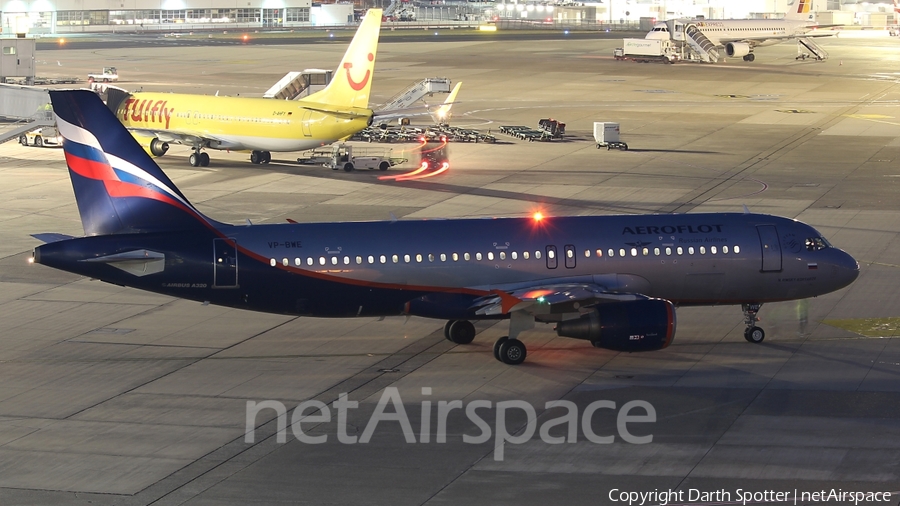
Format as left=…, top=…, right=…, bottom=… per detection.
left=128, top=128, right=243, bottom=150
left=470, top=283, right=648, bottom=317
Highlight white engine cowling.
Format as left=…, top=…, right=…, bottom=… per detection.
left=725, top=42, right=751, bottom=58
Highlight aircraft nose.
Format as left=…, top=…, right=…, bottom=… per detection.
left=833, top=248, right=859, bottom=288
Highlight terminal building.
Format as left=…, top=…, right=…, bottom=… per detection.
left=0, top=0, right=356, bottom=34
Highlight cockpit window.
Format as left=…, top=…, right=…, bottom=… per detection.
left=806, top=237, right=830, bottom=251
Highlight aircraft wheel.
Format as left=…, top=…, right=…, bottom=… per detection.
left=744, top=326, right=765, bottom=343
left=35, top=136, right=43, bottom=147
left=493, top=336, right=508, bottom=361
left=200, top=152, right=210, bottom=167
left=343, top=163, right=354, bottom=172
left=748, top=53, right=756, bottom=62
left=498, top=338, right=526, bottom=365
left=19, top=135, right=27, bottom=146
left=250, top=151, right=261, bottom=164
left=443, top=320, right=455, bottom=341
left=447, top=320, right=475, bottom=345
left=189, top=152, right=201, bottom=167
left=378, top=161, right=390, bottom=171
left=261, top=151, right=271, bottom=164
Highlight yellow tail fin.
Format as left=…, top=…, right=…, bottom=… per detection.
left=311, top=9, right=382, bottom=109
left=433, top=82, right=462, bottom=123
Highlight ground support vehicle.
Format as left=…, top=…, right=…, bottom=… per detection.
left=594, top=122, right=628, bottom=150
left=297, top=143, right=407, bottom=172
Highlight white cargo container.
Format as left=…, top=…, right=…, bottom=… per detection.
left=594, top=122, right=628, bottom=151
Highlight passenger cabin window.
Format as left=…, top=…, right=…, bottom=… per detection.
left=523, top=251, right=530, bottom=260
left=476, top=252, right=483, bottom=261
left=722, top=246, right=729, bottom=254
left=546, top=245, right=558, bottom=269
left=734, top=245, right=741, bottom=254
left=564, top=245, right=576, bottom=269
left=487, top=252, right=494, bottom=261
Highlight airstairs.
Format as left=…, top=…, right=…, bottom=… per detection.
left=378, top=78, right=452, bottom=112
left=264, top=70, right=333, bottom=100
left=0, top=118, right=55, bottom=144
left=683, top=24, right=719, bottom=63
left=383, top=0, right=400, bottom=19
left=796, top=37, right=828, bottom=61
left=0, top=84, right=54, bottom=144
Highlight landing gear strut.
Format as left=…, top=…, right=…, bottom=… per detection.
left=742, top=303, right=765, bottom=343
left=251, top=150, right=271, bottom=164
left=189, top=149, right=210, bottom=167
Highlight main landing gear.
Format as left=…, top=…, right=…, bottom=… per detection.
left=742, top=303, right=765, bottom=343
left=444, top=312, right=533, bottom=366
left=742, top=53, right=756, bottom=62
left=251, top=150, right=271, bottom=164
left=189, top=149, right=210, bottom=167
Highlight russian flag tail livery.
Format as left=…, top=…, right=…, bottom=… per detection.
left=786, top=0, right=813, bottom=21
left=311, top=9, right=382, bottom=110
left=49, top=90, right=214, bottom=236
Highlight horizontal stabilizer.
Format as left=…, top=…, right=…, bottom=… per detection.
left=81, top=249, right=165, bottom=277
left=31, top=233, right=75, bottom=244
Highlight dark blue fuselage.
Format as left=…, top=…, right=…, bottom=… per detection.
left=33, top=212, right=859, bottom=322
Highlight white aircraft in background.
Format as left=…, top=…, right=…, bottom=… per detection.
left=646, top=0, right=834, bottom=62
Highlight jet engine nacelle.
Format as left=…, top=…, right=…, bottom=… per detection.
left=725, top=42, right=751, bottom=58
left=131, top=134, right=168, bottom=158
left=149, top=137, right=169, bottom=157
left=555, top=299, right=676, bottom=352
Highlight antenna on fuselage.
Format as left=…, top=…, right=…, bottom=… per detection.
left=743, top=204, right=751, bottom=214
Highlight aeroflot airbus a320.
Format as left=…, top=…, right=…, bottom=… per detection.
left=32, top=90, right=859, bottom=365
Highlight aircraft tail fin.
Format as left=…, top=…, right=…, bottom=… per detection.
left=309, top=9, right=382, bottom=110
left=49, top=90, right=215, bottom=236
left=785, top=0, right=814, bottom=21
left=432, top=82, right=461, bottom=124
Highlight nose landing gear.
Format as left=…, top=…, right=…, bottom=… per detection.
left=742, top=303, right=765, bottom=343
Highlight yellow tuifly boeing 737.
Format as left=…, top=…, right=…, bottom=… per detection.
left=108, top=9, right=382, bottom=167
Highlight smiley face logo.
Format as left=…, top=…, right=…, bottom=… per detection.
left=344, top=52, right=374, bottom=91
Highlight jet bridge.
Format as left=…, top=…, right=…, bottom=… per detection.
left=796, top=37, right=828, bottom=61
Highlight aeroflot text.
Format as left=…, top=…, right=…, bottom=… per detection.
left=245, top=387, right=656, bottom=461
